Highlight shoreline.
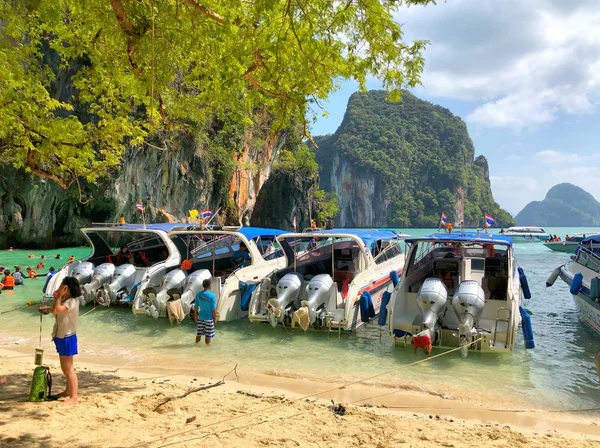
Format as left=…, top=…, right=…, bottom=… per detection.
left=1, top=346, right=599, bottom=447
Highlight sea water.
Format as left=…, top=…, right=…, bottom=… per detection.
left=1, top=228, right=599, bottom=409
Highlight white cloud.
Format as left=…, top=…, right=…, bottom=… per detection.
left=397, top=1, right=600, bottom=128
left=534, top=150, right=600, bottom=164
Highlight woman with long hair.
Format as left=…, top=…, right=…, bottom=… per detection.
left=40, top=276, right=81, bottom=404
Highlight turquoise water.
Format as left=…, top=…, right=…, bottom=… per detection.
left=1, top=228, right=599, bottom=409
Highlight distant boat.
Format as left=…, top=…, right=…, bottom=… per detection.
left=501, top=226, right=550, bottom=242
left=547, top=235, right=600, bottom=336
left=543, top=232, right=596, bottom=253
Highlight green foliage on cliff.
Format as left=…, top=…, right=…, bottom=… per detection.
left=515, top=183, right=600, bottom=226
left=315, top=91, right=514, bottom=227
left=0, top=0, right=434, bottom=192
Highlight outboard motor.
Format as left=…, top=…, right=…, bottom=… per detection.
left=81, top=263, right=115, bottom=306
left=452, top=280, right=485, bottom=357
left=412, top=278, right=447, bottom=355
left=96, top=264, right=137, bottom=306
left=266, top=273, right=304, bottom=327
left=151, top=269, right=188, bottom=319
left=304, top=274, right=335, bottom=327
left=180, top=269, right=212, bottom=316
left=71, top=262, right=94, bottom=286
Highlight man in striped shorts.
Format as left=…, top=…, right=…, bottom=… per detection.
left=194, top=279, right=217, bottom=345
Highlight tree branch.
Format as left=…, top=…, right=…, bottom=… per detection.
left=153, top=364, right=239, bottom=412
left=184, top=0, right=226, bottom=24
left=26, top=149, right=75, bottom=190
left=303, top=121, right=318, bottom=149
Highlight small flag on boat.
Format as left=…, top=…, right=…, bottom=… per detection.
left=484, top=213, right=495, bottom=228
left=188, top=209, right=199, bottom=221
left=135, top=202, right=143, bottom=212
left=292, top=216, right=297, bottom=232
left=202, top=209, right=213, bottom=220
left=440, top=212, right=448, bottom=227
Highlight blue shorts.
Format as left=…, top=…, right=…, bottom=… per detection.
left=196, top=320, right=215, bottom=338
left=53, top=334, right=78, bottom=357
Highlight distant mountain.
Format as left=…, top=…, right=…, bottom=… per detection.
left=515, top=183, right=600, bottom=226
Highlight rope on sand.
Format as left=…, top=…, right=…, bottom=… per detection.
left=134, top=338, right=487, bottom=448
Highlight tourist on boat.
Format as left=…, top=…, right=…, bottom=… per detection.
left=232, top=244, right=250, bottom=268
left=39, top=276, right=81, bottom=404
left=2, top=269, right=15, bottom=290
left=565, top=234, right=571, bottom=241
left=13, top=267, right=24, bottom=286
left=499, top=228, right=505, bottom=234
left=326, top=218, right=334, bottom=230
left=310, top=219, right=317, bottom=229
left=194, top=279, right=217, bottom=345
left=113, top=246, right=133, bottom=266
left=37, top=262, right=44, bottom=269
left=26, top=267, right=38, bottom=278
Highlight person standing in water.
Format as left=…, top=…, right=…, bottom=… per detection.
left=39, top=277, right=81, bottom=404
left=193, top=279, right=217, bottom=345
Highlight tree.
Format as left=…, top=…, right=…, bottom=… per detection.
left=0, top=0, right=433, bottom=192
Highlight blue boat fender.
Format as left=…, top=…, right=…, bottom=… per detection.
left=359, top=291, right=376, bottom=324
left=377, top=291, right=392, bottom=326
left=519, top=306, right=535, bottom=349
left=389, top=270, right=399, bottom=288
left=546, top=267, right=560, bottom=287
left=590, top=277, right=600, bottom=299
left=518, top=267, right=532, bottom=300
left=570, top=273, right=583, bottom=295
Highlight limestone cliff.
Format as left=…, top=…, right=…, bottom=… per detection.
left=315, top=91, right=514, bottom=228
left=0, top=123, right=295, bottom=248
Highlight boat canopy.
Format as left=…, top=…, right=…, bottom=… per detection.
left=505, top=226, right=546, bottom=233
left=83, top=223, right=194, bottom=232
left=291, top=229, right=401, bottom=248
left=406, top=232, right=513, bottom=247
left=236, top=227, right=285, bottom=240
left=581, top=235, right=600, bottom=245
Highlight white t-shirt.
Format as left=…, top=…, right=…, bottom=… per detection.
left=52, top=297, right=80, bottom=339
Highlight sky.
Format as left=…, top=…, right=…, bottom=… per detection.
left=308, top=0, right=600, bottom=216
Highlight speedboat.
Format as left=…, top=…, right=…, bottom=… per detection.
left=547, top=235, right=600, bottom=336
left=543, top=232, right=596, bottom=253
left=44, top=223, right=186, bottom=307
left=132, top=227, right=286, bottom=320
left=500, top=226, right=550, bottom=242
left=248, top=230, right=406, bottom=332
left=387, top=232, right=534, bottom=356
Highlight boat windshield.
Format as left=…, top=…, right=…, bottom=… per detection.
left=84, top=230, right=170, bottom=267
left=278, top=235, right=362, bottom=283
left=170, top=232, right=283, bottom=277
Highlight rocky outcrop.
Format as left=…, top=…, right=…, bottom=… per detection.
left=315, top=90, right=514, bottom=228
left=327, top=156, right=388, bottom=227
left=250, top=169, right=317, bottom=232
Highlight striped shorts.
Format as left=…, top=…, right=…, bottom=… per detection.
left=196, top=319, right=215, bottom=338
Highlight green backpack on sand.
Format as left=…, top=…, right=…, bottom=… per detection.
left=29, top=366, right=52, bottom=402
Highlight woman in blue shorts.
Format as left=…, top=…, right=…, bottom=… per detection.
left=40, top=276, right=81, bottom=404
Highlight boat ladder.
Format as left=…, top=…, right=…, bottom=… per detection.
left=493, top=307, right=511, bottom=349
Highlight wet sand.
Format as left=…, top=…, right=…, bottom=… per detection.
left=1, top=347, right=599, bottom=448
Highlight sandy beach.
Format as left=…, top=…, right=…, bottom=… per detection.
left=1, top=346, right=599, bottom=448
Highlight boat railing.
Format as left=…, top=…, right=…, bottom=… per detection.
left=575, top=246, right=600, bottom=273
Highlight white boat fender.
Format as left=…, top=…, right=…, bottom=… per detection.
left=570, top=273, right=583, bottom=295
left=546, top=267, right=560, bottom=287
